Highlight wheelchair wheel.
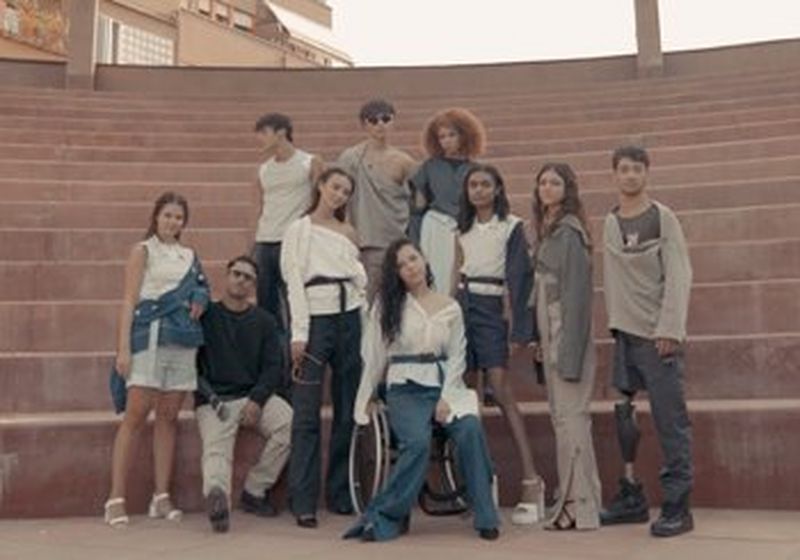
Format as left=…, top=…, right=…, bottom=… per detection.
left=348, top=405, right=391, bottom=514
left=418, top=424, right=469, bottom=516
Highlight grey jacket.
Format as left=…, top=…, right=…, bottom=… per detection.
left=530, top=214, right=593, bottom=381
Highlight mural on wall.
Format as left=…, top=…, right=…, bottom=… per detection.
left=0, top=0, right=67, bottom=54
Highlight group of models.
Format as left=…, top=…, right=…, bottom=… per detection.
left=104, top=99, right=695, bottom=541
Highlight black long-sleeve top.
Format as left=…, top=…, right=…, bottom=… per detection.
left=195, top=301, right=286, bottom=407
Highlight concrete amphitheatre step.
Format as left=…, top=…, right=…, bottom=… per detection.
left=4, top=71, right=800, bottom=115
left=1, top=87, right=799, bottom=127
left=0, top=204, right=793, bottom=260
left=2, top=399, right=800, bottom=517
left=0, top=280, right=796, bottom=354
left=2, top=130, right=800, bottom=167
left=5, top=67, right=800, bottom=110
left=2, top=332, right=797, bottom=414
left=2, top=102, right=799, bottom=146
left=2, top=238, right=798, bottom=303
left=1, top=152, right=799, bottom=190
left=2, top=115, right=800, bottom=159
left=2, top=60, right=800, bottom=517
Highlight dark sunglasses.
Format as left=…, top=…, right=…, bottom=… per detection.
left=230, top=269, right=256, bottom=282
left=366, top=114, right=394, bottom=125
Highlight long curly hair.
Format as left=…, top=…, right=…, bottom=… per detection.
left=532, top=162, right=592, bottom=247
left=377, top=238, right=434, bottom=344
left=422, top=108, right=486, bottom=159
left=457, top=163, right=511, bottom=233
left=145, top=191, right=189, bottom=240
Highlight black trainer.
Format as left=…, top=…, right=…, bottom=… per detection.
left=240, top=489, right=278, bottom=517
left=206, top=486, right=230, bottom=533
left=651, top=505, right=694, bottom=537
left=600, top=478, right=650, bottom=525
left=478, top=528, right=500, bottom=541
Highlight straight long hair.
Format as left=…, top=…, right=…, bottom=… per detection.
left=457, top=163, right=510, bottom=233
left=145, top=191, right=189, bottom=240
left=532, top=162, right=591, bottom=247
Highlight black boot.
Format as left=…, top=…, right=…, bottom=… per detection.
left=600, top=478, right=649, bottom=525
left=650, top=499, right=694, bottom=537
left=206, top=486, right=230, bottom=533
left=240, top=488, right=278, bottom=517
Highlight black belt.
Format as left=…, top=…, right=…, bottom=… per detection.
left=389, top=353, right=448, bottom=384
left=304, top=275, right=351, bottom=313
left=460, top=274, right=504, bottom=287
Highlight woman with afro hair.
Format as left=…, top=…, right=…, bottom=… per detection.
left=409, top=108, right=486, bottom=294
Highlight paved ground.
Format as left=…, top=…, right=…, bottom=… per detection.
left=0, top=508, right=799, bottom=560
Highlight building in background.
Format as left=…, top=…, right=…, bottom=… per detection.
left=0, top=0, right=351, bottom=67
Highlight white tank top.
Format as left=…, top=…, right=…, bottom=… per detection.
left=255, top=149, right=314, bottom=242
left=138, top=236, right=194, bottom=300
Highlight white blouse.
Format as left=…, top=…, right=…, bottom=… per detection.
left=280, top=216, right=367, bottom=343
left=138, top=236, right=194, bottom=300
left=354, top=296, right=479, bottom=425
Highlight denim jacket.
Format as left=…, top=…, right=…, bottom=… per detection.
left=130, top=254, right=210, bottom=353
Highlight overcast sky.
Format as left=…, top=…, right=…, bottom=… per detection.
left=326, top=0, right=800, bottom=66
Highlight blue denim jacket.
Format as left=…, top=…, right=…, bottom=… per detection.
left=130, top=255, right=210, bottom=353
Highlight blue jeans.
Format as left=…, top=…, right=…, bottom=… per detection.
left=357, top=382, right=499, bottom=540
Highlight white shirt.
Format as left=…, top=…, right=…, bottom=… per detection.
left=280, top=216, right=367, bottom=342
left=458, top=214, right=522, bottom=296
left=255, top=149, right=313, bottom=242
left=354, top=296, right=479, bottom=426
left=138, top=236, right=193, bottom=300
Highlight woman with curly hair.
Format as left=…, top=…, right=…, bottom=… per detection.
left=530, top=162, right=601, bottom=530
left=410, top=108, right=486, bottom=294
left=345, top=239, right=500, bottom=542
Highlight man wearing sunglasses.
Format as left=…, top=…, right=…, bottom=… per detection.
left=337, top=99, right=417, bottom=302
left=195, top=255, right=293, bottom=533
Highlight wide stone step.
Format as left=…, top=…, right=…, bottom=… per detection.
left=0, top=237, right=795, bottom=304
left=2, top=333, right=796, bottom=413
left=1, top=153, right=799, bottom=189
left=0, top=280, right=796, bottom=353
left=2, top=132, right=799, bottom=168
left=2, top=399, right=799, bottom=517
left=2, top=88, right=799, bottom=127
left=5, top=69, right=800, bottom=113
left=0, top=228, right=251, bottom=262
left=1, top=100, right=799, bottom=137
left=3, top=114, right=800, bottom=158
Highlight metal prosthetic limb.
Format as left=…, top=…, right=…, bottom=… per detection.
left=614, top=396, right=640, bottom=464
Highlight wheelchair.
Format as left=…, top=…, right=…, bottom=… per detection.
left=348, top=401, right=469, bottom=517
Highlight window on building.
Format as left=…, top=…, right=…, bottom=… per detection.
left=116, top=24, right=174, bottom=65
left=232, top=10, right=253, bottom=31
left=213, top=2, right=229, bottom=23
left=198, top=0, right=211, bottom=15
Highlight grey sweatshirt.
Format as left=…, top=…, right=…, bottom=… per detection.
left=603, top=200, right=692, bottom=342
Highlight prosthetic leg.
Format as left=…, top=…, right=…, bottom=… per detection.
left=600, top=394, right=650, bottom=525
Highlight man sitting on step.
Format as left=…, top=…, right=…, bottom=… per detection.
left=196, top=255, right=293, bottom=533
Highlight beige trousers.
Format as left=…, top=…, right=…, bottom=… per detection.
left=196, top=394, right=293, bottom=497
left=536, top=280, right=602, bottom=529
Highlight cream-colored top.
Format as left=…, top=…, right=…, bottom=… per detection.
left=354, top=297, right=478, bottom=426
left=280, top=216, right=367, bottom=342
left=255, top=149, right=313, bottom=242
left=138, top=236, right=194, bottom=300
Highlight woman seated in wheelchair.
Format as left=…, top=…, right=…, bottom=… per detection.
left=344, top=238, right=500, bottom=542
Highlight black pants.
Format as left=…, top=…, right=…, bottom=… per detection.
left=288, top=309, right=362, bottom=516
left=612, top=330, right=693, bottom=507
left=253, top=242, right=287, bottom=332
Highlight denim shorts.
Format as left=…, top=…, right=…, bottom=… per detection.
left=128, top=344, right=197, bottom=392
